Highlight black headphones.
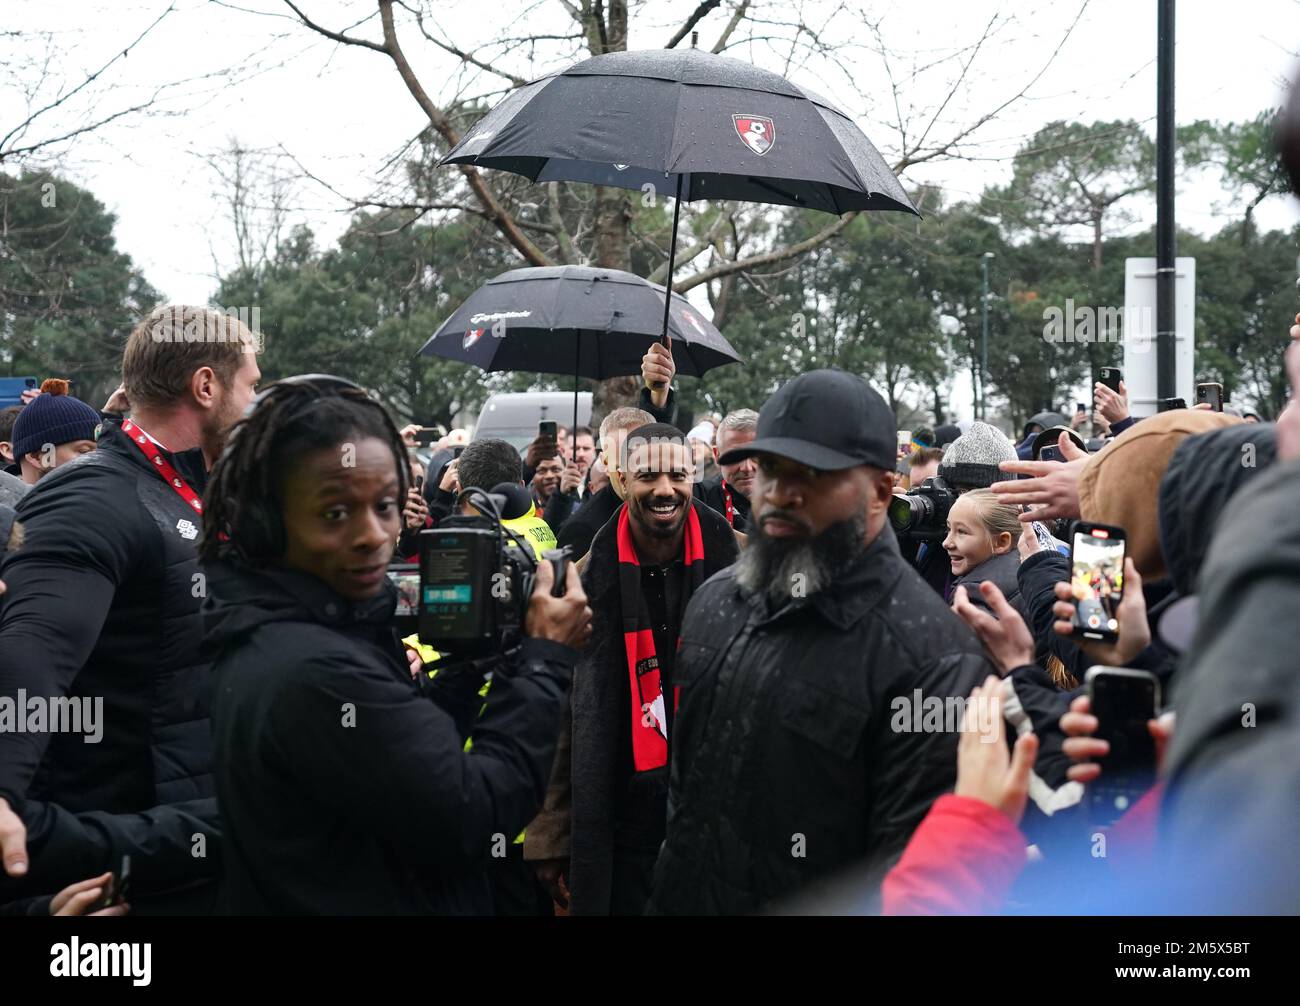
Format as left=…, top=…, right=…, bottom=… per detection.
left=228, top=374, right=389, bottom=563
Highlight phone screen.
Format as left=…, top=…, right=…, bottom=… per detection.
left=1070, top=525, right=1125, bottom=640
left=414, top=428, right=439, bottom=447
left=538, top=420, right=558, bottom=440
left=387, top=566, right=421, bottom=617
left=1039, top=445, right=1063, bottom=464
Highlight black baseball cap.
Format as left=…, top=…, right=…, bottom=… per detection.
left=717, top=369, right=896, bottom=472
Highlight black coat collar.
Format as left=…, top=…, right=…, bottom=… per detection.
left=98, top=420, right=210, bottom=494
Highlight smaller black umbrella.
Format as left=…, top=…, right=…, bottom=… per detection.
left=417, top=264, right=742, bottom=430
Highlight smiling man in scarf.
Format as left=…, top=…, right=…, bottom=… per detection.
left=565, top=423, right=738, bottom=915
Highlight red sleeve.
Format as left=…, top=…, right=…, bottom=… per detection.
left=882, top=794, right=1027, bottom=916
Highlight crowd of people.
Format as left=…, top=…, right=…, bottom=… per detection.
left=1, top=301, right=1298, bottom=916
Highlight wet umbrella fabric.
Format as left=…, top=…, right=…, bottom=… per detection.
left=441, top=47, right=917, bottom=216
left=440, top=47, right=918, bottom=351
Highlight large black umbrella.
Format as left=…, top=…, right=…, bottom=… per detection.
left=418, top=264, right=742, bottom=429
left=441, top=46, right=918, bottom=348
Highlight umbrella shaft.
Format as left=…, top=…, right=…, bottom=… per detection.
left=659, top=174, right=684, bottom=350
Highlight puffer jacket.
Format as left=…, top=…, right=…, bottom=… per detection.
left=646, top=527, right=994, bottom=915
left=0, top=421, right=214, bottom=814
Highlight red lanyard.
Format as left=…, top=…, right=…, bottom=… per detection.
left=721, top=480, right=734, bottom=528
left=120, top=419, right=204, bottom=515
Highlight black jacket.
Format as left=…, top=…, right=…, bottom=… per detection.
left=0, top=422, right=213, bottom=814
left=696, top=474, right=752, bottom=533
left=205, top=560, right=575, bottom=915
left=639, top=386, right=677, bottom=426
left=951, top=549, right=1025, bottom=616
left=554, top=484, right=622, bottom=560
left=569, top=499, right=738, bottom=915
left=647, top=527, right=993, bottom=915
left=543, top=486, right=583, bottom=535
left=0, top=796, right=221, bottom=915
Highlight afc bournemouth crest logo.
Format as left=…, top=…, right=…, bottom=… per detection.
left=463, top=327, right=486, bottom=350
left=733, top=114, right=775, bottom=155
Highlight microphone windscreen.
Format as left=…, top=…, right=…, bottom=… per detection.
left=489, top=481, right=534, bottom=520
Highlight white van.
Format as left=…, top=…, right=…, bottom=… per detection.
left=472, top=392, right=594, bottom=454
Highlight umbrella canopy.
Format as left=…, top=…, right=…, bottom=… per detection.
left=442, top=47, right=917, bottom=217
left=417, top=265, right=741, bottom=379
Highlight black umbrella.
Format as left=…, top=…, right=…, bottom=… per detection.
left=417, top=264, right=742, bottom=430
left=441, top=45, right=918, bottom=349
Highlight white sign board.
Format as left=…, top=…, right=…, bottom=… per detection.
left=1123, top=257, right=1196, bottom=417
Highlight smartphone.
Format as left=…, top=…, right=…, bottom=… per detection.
left=24, top=377, right=37, bottom=389
left=1085, top=666, right=1159, bottom=821
left=1196, top=382, right=1224, bottom=412
left=387, top=563, right=421, bottom=634
left=90, top=854, right=131, bottom=912
left=452, top=444, right=465, bottom=459
left=1099, top=367, right=1122, bottom=394
left=413, top=474, right=424, bottom=495
left=1069, top=522, right=1126, bottom=642
left=1076, top=402, right=1087, bottom=414
left=414, top=427, right=440, bottom=447
left=538, top=420, right=558, bottom=440
left=1157, top=397, right=1186, bottom=412
left=1039, top=445, right=1063, bottom=464
left=897, top=430, right=912, bottom=455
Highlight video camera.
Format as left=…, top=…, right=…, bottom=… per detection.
left=888, top=475, right=959, bottom=542
left=389, top=484, right=570, bottom=659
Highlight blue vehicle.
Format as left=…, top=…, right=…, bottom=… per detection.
left=0, top=377, right=39, bottom=410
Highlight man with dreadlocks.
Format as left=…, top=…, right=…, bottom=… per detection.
left=562, top=423, right=738, bottom=915
left=200, top=376, right=592, bottom=914
left=0, top=307, right=257, bottom=905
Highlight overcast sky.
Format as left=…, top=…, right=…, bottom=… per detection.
left=6, top=0, right=1300, bottom=415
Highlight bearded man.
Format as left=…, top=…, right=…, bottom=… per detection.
left=645, top=370, right=993, bottom=916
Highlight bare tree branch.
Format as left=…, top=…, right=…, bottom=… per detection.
left=711, top=0, right=750, bottom=53
left=398, top=0, right=529, bottom=87
left=281, top=0, right=387, bottom=52
left=284, top=0, right=553, bottom=267
left=1, top=3, right=180, bottom=160
left=676, top=211, right=855, bottom=292
left=665, top=0, right=722, bottom=49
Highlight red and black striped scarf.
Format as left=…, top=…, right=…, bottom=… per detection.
left=616, top=501, right=706, bottom=773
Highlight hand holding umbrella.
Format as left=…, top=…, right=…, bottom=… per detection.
left=642, top=341, right=676, bottom=407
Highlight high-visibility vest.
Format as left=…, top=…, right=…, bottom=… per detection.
left=501, top=510, right=557, bottom=559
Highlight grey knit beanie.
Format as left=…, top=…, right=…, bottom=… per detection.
left=939, top=421, right=1018, bottom=489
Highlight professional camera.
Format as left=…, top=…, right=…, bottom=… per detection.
left=388, top=484, right=569, bottom=658
left=888, top=475, right=959, bottom=541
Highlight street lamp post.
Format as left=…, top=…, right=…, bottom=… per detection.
left=980, top=252, right=994, bottom=421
